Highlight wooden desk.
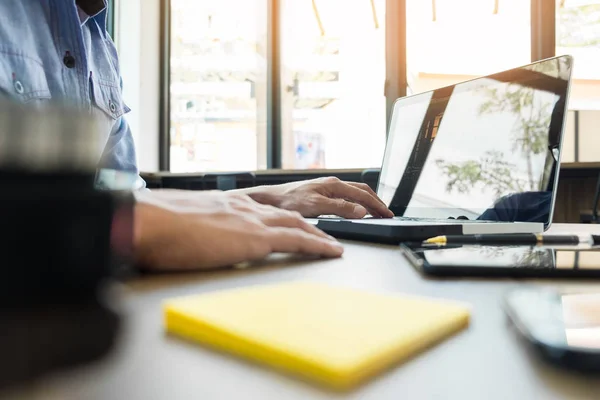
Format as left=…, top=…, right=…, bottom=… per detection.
left=17, top=225, right=600, bottom=400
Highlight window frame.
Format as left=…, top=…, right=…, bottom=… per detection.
left=158, top=0, right=557, bottom=172
left=107, top=0, right=116, bottom=38
left=159, top=0, right=171, bottom=170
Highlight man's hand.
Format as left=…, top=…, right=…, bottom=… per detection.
left=133, top=190, right=343, bottom=271
left=237, top=177, right=394, bottom=219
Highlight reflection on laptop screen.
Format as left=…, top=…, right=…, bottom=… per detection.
left=378, top=56, right=573, bottom=225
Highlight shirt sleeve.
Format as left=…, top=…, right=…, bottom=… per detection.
left=95, top=167, right=147, bottom=191
left=97, top=108, right=138, bottom=172
left=96, top=114, right=147, bottom=190
left=95, top=101, right=147, bottom=189
left=96, top=20, right=146, bottom=189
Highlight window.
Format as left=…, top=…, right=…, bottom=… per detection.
left=169, top=0, right=268, bottom=172
left=168, top=0, right=386, bottom=172
left=557, top=0, right=600, bottom=110
left=279, top=0, right=387, bottom=169
left=162, top=0, right=600, bottom=171
left=406, top=0, right=531, bottom=94
left=556, top=0, right=600, bottom=162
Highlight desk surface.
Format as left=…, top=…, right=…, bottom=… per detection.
left=22, top=224, right=600, bottom=400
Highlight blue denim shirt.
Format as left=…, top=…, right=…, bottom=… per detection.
left=0, top=0, right=140, bottom=182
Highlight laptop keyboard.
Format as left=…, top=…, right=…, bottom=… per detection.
left=318, top=215, right=493, bottom=223
left=388, top=216, right=493, bottom=223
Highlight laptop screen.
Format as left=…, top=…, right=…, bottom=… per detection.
left=377, top=56, right=573, bottom=226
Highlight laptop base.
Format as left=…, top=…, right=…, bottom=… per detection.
left=316, top=219, right=544, bottom=244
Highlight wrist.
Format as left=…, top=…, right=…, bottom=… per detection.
left=132, top=202, right=172, bottom=270
left=233, top=186, right=282, bottom=208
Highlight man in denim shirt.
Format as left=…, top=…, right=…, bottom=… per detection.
left=0, top=0, right=138, bottom=176
left=0, top=0, right=393, bottom=270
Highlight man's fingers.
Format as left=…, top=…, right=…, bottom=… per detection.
left=329, top=182, right=393, bottom=218
left=346, top=182, right=390, bottom=211
left=261, top=211, right=333, bottom=240
left=266, top=228, right=344, bottom=258
left=314, top=198, right=368, bottom=219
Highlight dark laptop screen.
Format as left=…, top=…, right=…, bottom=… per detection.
left=377, top=56, right=573, bottom=225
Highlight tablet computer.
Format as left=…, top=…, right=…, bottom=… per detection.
left=400, top=244, right=600, bottom=278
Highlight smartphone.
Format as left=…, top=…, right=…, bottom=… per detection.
left=503, top=287, right=600, bottom=372
left=400, top=244, right=600, bottom=278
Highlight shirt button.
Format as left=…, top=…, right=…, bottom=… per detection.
left=109, top=101, right=117, bottom=113
left=14, top=80, right=24, bottom=94
left=63, top=51, right=76, bottom=69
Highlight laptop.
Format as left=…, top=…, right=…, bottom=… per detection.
left=314, top=55, right=574, bottom=244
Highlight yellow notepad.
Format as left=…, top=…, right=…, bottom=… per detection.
left=163, top=282, right=470, bottom=390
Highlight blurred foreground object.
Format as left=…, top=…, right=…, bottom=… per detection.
left=0, top=101, right=133, bottom=391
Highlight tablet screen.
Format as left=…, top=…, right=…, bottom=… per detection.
left=416, top=245, right=600, bottom=271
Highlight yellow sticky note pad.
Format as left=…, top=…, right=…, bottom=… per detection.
left=163, top=282, right=470, bottom=390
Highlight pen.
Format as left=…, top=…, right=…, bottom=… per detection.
left=423, top=233, right=595, bottom=246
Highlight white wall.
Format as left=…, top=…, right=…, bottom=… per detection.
left=560, top=110, right=600, bottom=163
left=114, top=0, right=160, bottom=172
left=578, top=110, right=600, bottom=162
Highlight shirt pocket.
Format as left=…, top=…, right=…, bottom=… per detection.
left=90, top=76, right=130, bottom=121
left=0, top=49, right=51, bottom=103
